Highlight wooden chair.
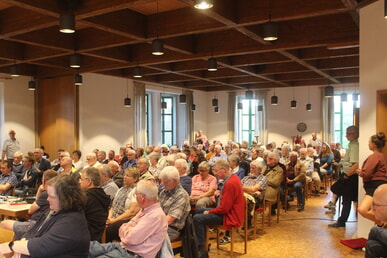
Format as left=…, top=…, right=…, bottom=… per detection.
left=0, top=228, right=15, bottom=258
left=254, top=189, right=280, bottom=234
left=205, top=197, right=248, bottom=257
left=284, top=182, right=306, bottom=212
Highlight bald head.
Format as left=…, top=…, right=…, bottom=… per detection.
left=373, top=184, right=387, bottom=221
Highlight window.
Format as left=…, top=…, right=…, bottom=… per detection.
left=333, top=94, right=360, bottom=148
left=235, top=97, right=262, bottom=146
left=161, top=96, right=175, bottom=146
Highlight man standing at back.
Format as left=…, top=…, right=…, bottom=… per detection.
left=193, top=159, right=245, bottom=258
left=1, top=130, right=20, bottom=162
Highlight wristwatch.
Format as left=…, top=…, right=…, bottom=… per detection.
left=9, top=241, right=14, bottom=252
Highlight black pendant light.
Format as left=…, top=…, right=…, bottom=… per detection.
left=212, top=98, right=218, bottom=107
left=271, top=89, right=278, bottom=105
left=74, top=73, right=83, bottom=86
left=179, top=94, right=187, bottom=104
left=208, top=57, right=217, bottom=71
left=10, top=63, right=20, bottom=77
left=124, top=79, right=131, bottom=107
left=191, top=104, right=196, bottom=111
left=324, top=85, right=334, bottom=98
left=69, top=54, right=81, bottom=68
left=306, top=87, right=312, bottom=111
left=28, top=80, right=36, bottom=91
left=257, top=105, right=263, bottom=112
left=263, top=0, right=278, bottom=41
left=194, top=0, right=213, bottom=9
left=152, top=0, right=164, bottom=55
left=59, top=12, right=75, bottom=33
left=133, top=66, right=142, bottom=78
left=214, top=106, right=220, bottom=113
left=237, top=103, right=243, bottom=109
left=245, top=90, right=253, bottom=99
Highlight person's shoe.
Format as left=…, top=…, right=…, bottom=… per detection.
left=199, top=250, right=209, bottom=258
left=325, top=208, right=336, bottom=214
left=271, top=209, right=276, bottom=216
left=219, top=236, right=231, bottom=245
left=324, top=201, right=336, bottom=209
left=297, top=205, right=304, bottom=212
left=328, top=222, right=345, bottom=228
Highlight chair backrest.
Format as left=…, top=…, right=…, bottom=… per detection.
left=0, top=228, right=15, bottom=243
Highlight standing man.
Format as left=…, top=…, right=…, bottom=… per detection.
left=308, top=132, right=322, bottom=154
left=193, top=159, right=245, bottom=258
left=1, top=130, right=20, bottom=162
left=326, top=125, right=359, bottom=228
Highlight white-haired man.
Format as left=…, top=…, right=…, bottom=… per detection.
left=208, top=145, right=227, bottom=167
left=175, top=158, right=192, bottom=195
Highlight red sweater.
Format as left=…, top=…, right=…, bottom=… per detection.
left=208, top=174, right=245, bottom=230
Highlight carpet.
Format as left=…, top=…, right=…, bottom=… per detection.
left=340, top=238, right=367, bottom=249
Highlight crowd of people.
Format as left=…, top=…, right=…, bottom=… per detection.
left=1, top=127, right=387, bottom=257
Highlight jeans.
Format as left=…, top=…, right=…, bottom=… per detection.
left=366, top=227, right=387, bottom=258
left=293, top=181, right=304, bottom=206
left=193, top=208, right=223, bottom=250
left=88, top=241, right=141, bottom=258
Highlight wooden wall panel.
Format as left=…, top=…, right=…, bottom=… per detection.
left=37, top=76, right=78, bottom=158
left=376, top=90, right=387, bottom=159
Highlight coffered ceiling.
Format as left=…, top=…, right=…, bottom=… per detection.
left=0, top=0, right=376, bottom=91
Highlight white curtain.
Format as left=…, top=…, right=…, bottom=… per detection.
left=321, top=88, right=334, bottom=143
left=255, top=90, right=268, bottom=145
left=227, top=92, right=236, bottom=141
left=134, top=82, right=146, bottom=148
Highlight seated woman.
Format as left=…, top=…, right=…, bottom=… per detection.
left=190, top=161, right=217, bottom=209
left=228, top=154, right=246, bottom=180
left=0, top=174, right=90, bottom=257
left=105, top=167, right=140, bottom=242
left=319, top=142, right=333, bottom=177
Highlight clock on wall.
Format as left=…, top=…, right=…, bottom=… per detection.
left=297, top=122, right=307, bottom=132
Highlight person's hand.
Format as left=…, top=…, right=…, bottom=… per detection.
left=214, top=190, right=220, bottom=197
left=203, top=211, right=209, bottom=214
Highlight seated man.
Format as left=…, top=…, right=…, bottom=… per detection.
left=0, top=169, right=57, bottom=239
left=299, top=148, right=321, bottom=196
left=98, top=164, right=119, bottom=201
left=365, top=184, right=387, bottom=258
left=242, top=159, right=268, bottom=228
left=159, top=166, right=191, bottom=241
left=193, top=159, right=245, bottom=258
left=0, top=160, right=19, bottom=196
left=89, top=180, right=168, bottom=258
left=175, top=158, right=192, bottom=195
left=79, top=167, right=111, bottom=242
left=285, top=152, right=306, bottom=212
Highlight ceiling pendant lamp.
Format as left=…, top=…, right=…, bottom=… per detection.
left=10, top=64, right=20, bottom=77
left=69, top=54, right=81, bottom=68
left=271, top=89, right=278, bottom=105
left=152, top=0, right=164, bottom=55
left=245, top=90, right=253, bottom=99
left=385, top=0, right=387, bottom=19
left=28, top=79, right=36, bottom=91
left=161, top=100, right=167, bottom=109
left=324, top=85, right=334, bottom=98
left=257, top=105, right=263, bottom=112
left=74, top=73, right=83, bottom=85
left=237, top=102, right=243, bottom=109
left=179, top=94, right=187, bottom=104
left=59, top=12, right=75, bottom=33
left=212, top=97, right=218, bottom=107
left=133, top=66, right=142, bottom=78
left=352, top=92, right=359, bottom=101
left=194, top=0, right=213, bottom=9
left=124, top=79, right=131, bottom=107
left=306, top=87, right=312, bottom=111
left=263, top=0, right=278, bottom=41
left=191, top=104, right=196, bottom=111
left=340, top=92, right=347, bottom=102
left=214, top=106, right=220, bottom=113
left=208, top=57, right=217, bottom=71
left=290, top=88, right=297, bottom=109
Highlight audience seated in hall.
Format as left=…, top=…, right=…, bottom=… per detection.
left=205, top=143, right=215, bottom=161
left=228, top=154, right=246, bottom=180
left=84, top=152, right=101, bottom=169
left=72, top=149, right=84, bottom=171
left=189, top=149, right=207, bottom=178
left=0, top=160, right=19, bottom=196
left=12, top=151, right=24, bottom=180
left=88, top=180, right=169, bottom=258
left=79, top=167, right=111, bottom=242
left=123, top=149, right=137, bottom=170
left=105, top=167, right=140, bottom=243
left=97, top=150, right=108, bottom=164
left=0, top=169, right=57, bottom=239
left=319, top=142, right=333, bottom=177
left=59, top=156, right=79, bottom=180
left=33, top=147, right=51, bottom=184
left=137, top=157, right=155, bottom=182
left=98, top=164, right=119, bottom=201
left=148, top=151, right=162, bottom=181
left=159, top=166, right=191, bottom=241
left=50, top=148, right=65, bottom=169
left=262, top=152, right=283, bottom=216
left=242, top=160, right=268, bottom=228
left=108, top=160, right=123, bottom=188
left=285, top=151, right=306, bottom=212
left=300, top=147, right=321, bottom=196
left=208, top=145, right=228, bottom=167
left=15, top=155, right=38, bottom=196
left=190, top=161, right=217, bottom=209
left=175, top=158, right=192, bottom=195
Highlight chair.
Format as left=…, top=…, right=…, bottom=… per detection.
left=284, top=182, right=306, bottom=212
left=253, top=189, right=280, bottom=237
left=205, top=198, right=248, bottom=257
left=0, top=228, right=15, bottom=258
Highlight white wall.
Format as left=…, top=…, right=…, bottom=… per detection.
left=0, top=75, right=35, bottom=156
left=357, top=0, right=387, bottom=237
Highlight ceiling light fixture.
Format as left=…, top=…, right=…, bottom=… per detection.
left=194, top=0, right=213, bottom=9
left=74, top=73, right=83, bottom=86
left=179, top=94, right=187, bottom=104
left=324, top=85, right=334, bottom=98
left=69, top=53, right=81, bottom=68
left=306, top=87, right=312, bottom=111
left=245, top=90, right=253, bottom=99
left=290, top=88, right=297, bottom=109
left=124, top=79, right=131, bottom=107
left=212, top=97, right=218, bottom=107
left=10, top=63, right=20, bottom=77
left=271, top=88, right=278, bottom=105
left=385, top=0, right=387, bottom=19
left=191, top=104, right=196, bottom=111
left=161, top=100, right=167, bottom=109
left=237, top=102, right=243, bottom=109
left=28, top=79, right=36, bottom=91
left=152, top=0, right=164, bottom=55
left=257, top=105, right=263, bottom=112
left=263, top=0, right=278, bottom=41
left=133, top=66, right=142, bottom=78
left=352, top=92, right=359, bottom=101
left=208, top=57, right=217, bottom=71
left=214, top=106, right=220, bottom=113
left=59, top=12, right=75, bottom=33
left=341, top=92, right=347, bottom=102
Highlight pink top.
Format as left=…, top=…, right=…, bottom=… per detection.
left=191, top=174, right=218, bottom=202
left=119, top=202, right=168, bottom=258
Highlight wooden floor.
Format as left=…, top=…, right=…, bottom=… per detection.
left=177, top=191, right=365, bottom=258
